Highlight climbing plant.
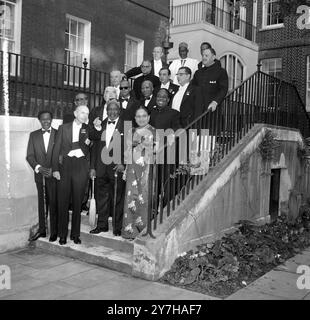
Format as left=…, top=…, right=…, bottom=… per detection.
left=258, top=130, right=280, bottom=162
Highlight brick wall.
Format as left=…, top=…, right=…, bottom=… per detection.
left=20, top=0, right=169, bottom=73
left=256, top=0, right=310, bottom=108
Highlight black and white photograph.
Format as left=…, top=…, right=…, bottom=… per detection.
left=1, top=0, right=310, bottom=306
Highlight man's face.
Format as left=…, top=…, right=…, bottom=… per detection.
left=159, top=70, right=170, bottom=85
left=156, top=90, right=169, bottom=109
left=110, top=71, right=121, bottom=87
left=39, top=113, right=52, bottom=131
left=179, top=46, right=188, bottom=59
left=141, top=81, right=153, bottom=98
left=202, top=49, right=215, bottom=67
left=107, top=103, right=120, bottom=120
left=104, top=89, right=117, bottom=102
left=119, top=81, right=130, bottom=98
left=75, top=94, right=88, bottom=107
left=153, top=47, right=163, bottom=61
left=141, top=61, right=152, bottom=76
left=74, top=106, right=89, bottom=124
left=200, top=44, right=211, bottom=56
left=177, top=69, right=190, bottom=86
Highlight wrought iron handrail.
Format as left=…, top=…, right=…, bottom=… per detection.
left=144, top=70, right=310, bottom=238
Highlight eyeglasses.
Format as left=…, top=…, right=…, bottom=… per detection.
left=177, top=73, right=188, bottom=76
left=141, top=65, right=151, bottom=68
left=120, top=87, right=129, bottom=90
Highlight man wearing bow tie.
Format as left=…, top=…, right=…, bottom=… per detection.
left=89, top=100, right=125, bottom=236
left=171, top=67, right=203, bottom=128
left=118, top=79, right=139, bottom=123
left=141, top=80, right=157, bottom=112
left=26, top=111, right=58, bottom=242
left=52, top=105, right=91, bottom=245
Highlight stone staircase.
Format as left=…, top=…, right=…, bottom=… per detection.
left=36, top=213, right=133, bottom=275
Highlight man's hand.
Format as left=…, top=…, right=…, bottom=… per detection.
left=53, top=171, right=61, bottom=181
left=39, top=167, right=52, bottom=178
left=93, top=117, right=102, bottom=130
left=208, top=101, right=218, bottom=112
left=89, top=169, right=96, bottom=179
left=114, top=164, right=125, bottom=173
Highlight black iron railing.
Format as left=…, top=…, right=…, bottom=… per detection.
left=0, top=51, right=110, bottom=118
left=144, top=68, right=310, bottom=238
left=172, top=1, right=256, bottom=42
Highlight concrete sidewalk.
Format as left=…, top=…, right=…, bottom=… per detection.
left=226, top=248, right=310, bottom=300
left=0, top=247, right=219, bottom=300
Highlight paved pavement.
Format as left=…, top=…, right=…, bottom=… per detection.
left=1, top=247, right=310, bottom=300
left=226, top=248, right=310, bottom=300
left=0, top=247, right=219, bottom=300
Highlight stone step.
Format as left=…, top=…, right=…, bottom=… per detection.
left=68, top=213, right=133, bottom=254
left=36, top=237, right=133, bottom=275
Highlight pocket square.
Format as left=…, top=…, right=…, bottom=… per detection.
left=210, top=81, right=217, bottom=84
left=81, top=129, right=87, bottom=134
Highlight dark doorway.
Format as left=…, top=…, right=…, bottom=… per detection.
left=269, top=169, right=281, bottom=221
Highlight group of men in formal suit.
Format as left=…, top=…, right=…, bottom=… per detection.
left=26, top=40, right=229, bottom=245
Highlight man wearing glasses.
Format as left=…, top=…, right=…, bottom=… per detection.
left=118, top=79, right=139, bottom=123
left=63, top=92, right=89, bottom=124
left=132, top=59, right=160, bottom=100
left=171, top=67, right=203, bottom=128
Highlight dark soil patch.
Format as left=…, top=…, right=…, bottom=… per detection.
left=159, top=204, right=310, bottom=299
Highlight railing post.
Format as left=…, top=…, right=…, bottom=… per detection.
left=255, top=64, right=262, bottom=123
left=83, top=58, right=88, bottom=90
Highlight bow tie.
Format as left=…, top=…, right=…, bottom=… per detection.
left=145, top=97, right=151, bottom=101
left=108, top=121, right=116, bottom=125
left=122, top=98, right=129, bottom=102
left=42, top=129, right=51, bottom=134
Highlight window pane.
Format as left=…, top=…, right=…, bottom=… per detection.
left=77, top=37, right=84, bottom=54
left=70, top=19, right=78, bottom=36
left=78, top=22, right=84, bottom=38
left=69, top=35, right=76, bottom=51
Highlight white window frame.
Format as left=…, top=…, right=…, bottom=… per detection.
left=220, top=53, right=245, bottom=91
left=306, top=56, right=310, bottom=112
left=0, top=0, right=22, bottom=54
left=262, top=0, right=284, bottom=30
left=261, top=57, right=282, bottom=78
left=65, top=14, right=91, bottom=86
left=124, top=34, right=144, bottom=73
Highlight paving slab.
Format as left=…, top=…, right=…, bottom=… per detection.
left=226, top=288, right=287, bottom=300
left=19, top=254, right=73, bottom=270
left=0, top=253, right=29, bottom=265
left=3, top=280, right=81, bottom=300
left=303, top=293, right=310, bottom=300
left=61, top=267, right=121, bottom=289
left=29, top=261, right=95, bottom=282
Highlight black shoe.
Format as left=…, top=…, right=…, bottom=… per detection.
left=49, top=235, right=58, bottom=242
left=90, top=227, right=108, bottom=234
left=113, top=231, right=122, bottom=237
left=73, top=237, right=81, bottom=244
left=59, top=238, right=67, bottom=245
left=29, top=232, right=46, bottom=242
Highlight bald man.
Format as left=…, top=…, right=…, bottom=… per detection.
left=125, top=46, right=169, bottom=79
left=52, top=105, right=91, bottom=245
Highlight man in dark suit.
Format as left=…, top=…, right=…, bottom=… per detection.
left=89, top=100, right=126, bottom=236
left=141, top=80, right=157, bottom=112
left=125, top=46, right=169, bottom=78
left=52, top=105, right=91, bottom=245
left=132, top=60, right=160, bottom=100
left=171, top=67, right=203, bottom=128
left=154, top=67, right=179, bottom=99
left=118, top=79, right=140, bottom=123
left=63, top=92, right=88, bottom=124
left=26, top=110, right=58, bottom=242
left=192, top=48, right=228, bottom=113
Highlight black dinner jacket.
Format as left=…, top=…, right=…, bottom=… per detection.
left=90, top=118, right=125, bottom=176
left=125, top=59, right=169, bottom=79
left=52, top=122, right=90, bottom=172
left=26, top=128, right=57, bottom=183
left=154, top=82, right=179, bottom=99
left=119, top=93, right=140, bottom=123
left=140, top=95, right=157, bottom=113
left=172, top=84, right=204, bottom=128
left=149, top=106, right=181, bottom=131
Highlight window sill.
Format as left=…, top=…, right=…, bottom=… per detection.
left=259, top=24, right=284, bottom=31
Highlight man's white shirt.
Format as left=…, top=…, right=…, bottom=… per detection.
left=161, top=82, right=170, bottom=90
left=106, top=117, right=119, bottom=148
left=144, top=95, right=153, bottom=107
left=172, top=82, right=190, bottom=112
left=102, top=104, right=108, bottom=121
left=34, top=129, right=51, bottom=173
left=169, top=58, right=199, bottom=85
left=153, top=59, right=163, bottom=77
left=68, top=121, right=84, bottom=158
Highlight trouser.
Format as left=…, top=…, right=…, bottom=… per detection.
left=57, top=156, right=89, bottom=238
left=36, top=178, right=58, bottom=236
left=96, top=166, right=125, bottom=232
